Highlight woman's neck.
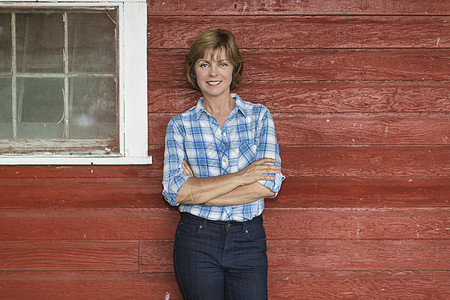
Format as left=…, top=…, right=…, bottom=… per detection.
left=202, top=94, right=235, bottom=128
left=202, top=94, right=234, bottom=115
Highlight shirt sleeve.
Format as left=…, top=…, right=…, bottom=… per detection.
left=162, top=116, right=189, bottom=206
left=255, top=107, right=285, bottom=197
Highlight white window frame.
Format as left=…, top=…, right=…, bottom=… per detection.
left=0, top=0, right=151, bottom=165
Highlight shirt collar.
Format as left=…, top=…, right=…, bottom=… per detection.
left=194, top=93, right=247, bottom=120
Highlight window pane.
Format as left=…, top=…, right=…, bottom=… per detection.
left=16, top=13, right=64, bottom=73
left=0, top=13, right=11, bottom=73
left=69, top=77, right=116, bottom=139
left=16, top=78, right=64, bottom=138
left=68, top=12, right=117, bottom=73
left=0, top=78, right=12, bottom=138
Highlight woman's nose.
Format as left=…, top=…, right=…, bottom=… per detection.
left=208, top=64, right=218, bottom=76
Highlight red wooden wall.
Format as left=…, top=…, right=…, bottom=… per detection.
left=1, top=0, right=449, bottom=299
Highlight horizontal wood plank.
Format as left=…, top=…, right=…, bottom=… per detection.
left=268, top=270, right=450, bottom=299
left=0, top=271, right=182, bottom=300
left=148, top=16, right=450, bottom=49
left=0, top=240, right=138, bottom=271
left=147, top=0, right=450, bottom=16
left=268, top=239, right=450, bottom=271
left=280, top=145, right=450, bottom=177
left=273, top=177, right=450, bottom=207
left=0, top=164, right=156, bottom=178
left=2, top=270, right=448, bottom=299
left=0, top=176, right=448, bottom=208
left=0, top=178, right=165, bottom=208
left=0, top=208, right=177, bottom=240
left=149, top=112, right=450, bottom=145
left=139, top=239, right=450, bottom=272
left=149, top=49, right=450, bottom=81
left=149, top=80, right=450, bottom=113
left=1, top=207, right=448, bottom=241
left=263, top=208, right=450, bottom=240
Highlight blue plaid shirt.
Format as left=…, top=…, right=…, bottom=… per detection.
left=162, top=94, right=284, bottom=221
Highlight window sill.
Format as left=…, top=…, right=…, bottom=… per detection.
left=0, top=155, right=152, bottom=165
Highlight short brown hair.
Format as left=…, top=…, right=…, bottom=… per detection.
left=185, top=29, right=244, bottom=91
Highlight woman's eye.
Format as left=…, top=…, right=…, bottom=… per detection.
left=220, top=63, right=228, bottom=67
left=200, top=63, right=209, bottom=68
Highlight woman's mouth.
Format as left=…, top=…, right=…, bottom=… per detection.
left=207, top=81, right=221, bottom=86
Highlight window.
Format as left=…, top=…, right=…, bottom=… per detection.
left=0, top=0, right=151, bottom=165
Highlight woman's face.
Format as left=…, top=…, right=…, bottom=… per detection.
left=194, top=48, right=233, bottom=100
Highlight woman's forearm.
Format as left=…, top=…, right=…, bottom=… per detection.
left=175, top=172, right=241, bottom=205
left=204, top=182, right=274, bottom=206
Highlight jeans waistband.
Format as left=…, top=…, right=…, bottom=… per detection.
left=180, top=212, right=263, bottom=228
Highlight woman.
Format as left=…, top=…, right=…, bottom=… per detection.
left=162, top=29, right=284, bottom=300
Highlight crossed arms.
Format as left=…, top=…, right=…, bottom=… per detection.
left=175, top=158, right=281, bottom=206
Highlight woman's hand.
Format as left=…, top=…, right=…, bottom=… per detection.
left=236, top=157, right=281, bottom=186
left=182, top=160, right=194, bottom=177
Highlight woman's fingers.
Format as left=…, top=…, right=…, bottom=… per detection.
left=254, top=158, right=281, bottom=173
left=238, top=157, right=281, bottom=184
left=182, top=160, right=194, bottom=177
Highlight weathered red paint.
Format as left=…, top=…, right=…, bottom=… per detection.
left=0, top=0, right=449, bottom=298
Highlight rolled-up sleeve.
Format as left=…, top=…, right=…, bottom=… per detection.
left=162, top=117, right=189, bottom=206
left=256, top=108, right=285, bottom=197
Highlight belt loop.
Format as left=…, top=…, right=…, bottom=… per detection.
left=201, top=218, right=208, bottom=229
left=242, top=219, right=249, bottom=234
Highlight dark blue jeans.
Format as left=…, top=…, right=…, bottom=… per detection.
left=173, top=212, right=268, bottom=300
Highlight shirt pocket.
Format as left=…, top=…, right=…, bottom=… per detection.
left=237, top=141, right=258, bottom=170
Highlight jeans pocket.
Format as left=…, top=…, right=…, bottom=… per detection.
left=176, top=219, right=205, bottom=237
left=244, top=224, right=267, bottom=242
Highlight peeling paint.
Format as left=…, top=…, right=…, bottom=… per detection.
left=242, top=2, right=248, bottom=13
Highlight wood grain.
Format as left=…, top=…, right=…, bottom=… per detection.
left=267, top=270, right=450, bottom=299
left=0, top=240, right=138, bottom=271
left=0, top=164, right=155, bottom=178
left=147, top=0, right=450, bottom=16
left=273, top=177, right=450, bottom=207
left=268, top=239, right=450, bottom=271
left=0, top=208, right=177, bottom=240
left=0, top=271, right=182, bottom=300
left=0, top=178, right=165, bottom=208
left=148, top=16, right=450, bottom=49
left=279, top=145, right=450, bottom=177
left=1, top=270, right=448, bottom=299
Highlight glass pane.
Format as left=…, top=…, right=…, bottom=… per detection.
left=69, top=77, right=116, bottom=139
left=16, top=13, right=64, bottom=73
left=68, top=11, right=117, bottom=73
left=0, top=78, right=12, bottom=138
left=16, top=78, right=64, bottom=138
left=0, top=13, right=11, bottom=73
